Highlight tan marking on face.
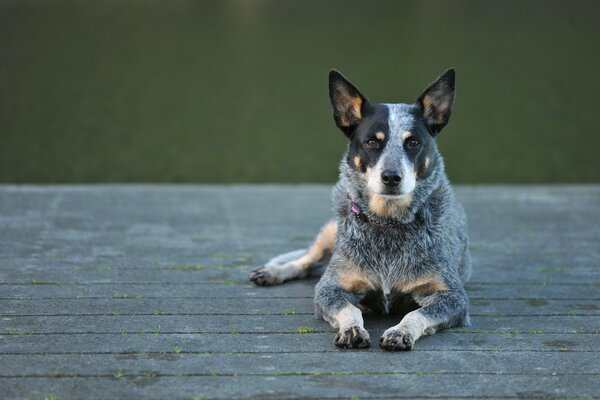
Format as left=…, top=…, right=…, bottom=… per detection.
left=401, top=131, right=412, bottom=140
left=353, top=155, right=362, bottom=170
left=368, top=193, right=413, bottom=218
left=338, top=269, right=376, bottom=293
left=417, top=156, right=432, bottom=180
left=375, top=131, right=385, bottom=141
left=394, top=274, right=448, bottom=295
left=294, top=221, right=337, bottom=269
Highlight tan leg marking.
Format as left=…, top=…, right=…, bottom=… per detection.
left=293, top=221, right=337, bottom=270
left=338, top=269, right=376, bottom=293
left=394, top=274, right=448, bottom=296
left=380, top=275, right=447, bottom=347
left=251, top=221, right=337, bottom=285
left=368, top=193, right=413, bottom=218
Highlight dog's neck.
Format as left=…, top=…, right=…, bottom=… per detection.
left=348, top=197, right=406, bottom=227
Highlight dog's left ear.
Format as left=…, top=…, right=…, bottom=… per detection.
left=416, top=68, right=455, bottom=136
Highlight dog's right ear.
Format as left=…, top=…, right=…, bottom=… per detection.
left=329, top=70, right=367, bottom=137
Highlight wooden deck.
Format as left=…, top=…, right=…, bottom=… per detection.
left=0, top=185, right=599, bottom=399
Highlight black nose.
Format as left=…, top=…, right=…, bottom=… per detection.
left=381, top=170, right=401, bottom=187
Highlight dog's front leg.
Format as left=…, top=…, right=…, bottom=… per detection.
left=315, top=281, right=370, bottom=349
left=380, top=288, right=469, bottom=351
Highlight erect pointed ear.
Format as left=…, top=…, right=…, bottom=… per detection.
left=329, top=70, right=368, bottom=136
left=416, top=68, right=455, bottom=135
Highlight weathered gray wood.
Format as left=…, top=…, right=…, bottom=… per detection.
left=1, top=263, right=598, bottom=284
left=3, top=375, right=599, bottom=400
left=2, top=282, right=598, bottom=300
left=1, top=332, right=597, bottom=354
left=2, top=314, right=599, bottom=334
left=1, top=185, right=599, bottom=399
left=2, top=297, right=597, bottom=316
left=2, top=351, right=599, bottom=377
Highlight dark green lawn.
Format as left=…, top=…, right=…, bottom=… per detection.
left=1, top=0, right=599, bottom=183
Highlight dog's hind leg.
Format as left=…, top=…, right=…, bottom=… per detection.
left=250, top=220, right=337, bottom=286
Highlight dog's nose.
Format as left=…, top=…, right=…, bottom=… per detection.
left=381, top=170, right=401, bottom=187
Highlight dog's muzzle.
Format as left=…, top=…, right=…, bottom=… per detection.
left=381, top=169, right=401, bottom=187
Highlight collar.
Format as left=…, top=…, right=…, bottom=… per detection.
left=349, top=197, right=403, bottom=227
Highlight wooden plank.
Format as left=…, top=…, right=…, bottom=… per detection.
left=2, top=282, right=598, bottom=300
left=1, top=298, right=598, bottom=317
left=1, top=263, right=599, bottom=284
left=1, top=351, right=599, bottom=377
left=3, top=375, right=599, bottom=400
left=1, top=314, right=598, bottom=334
left=1, top=332, right=596, bottom=354
left=1, top=185, right=599, bottom=400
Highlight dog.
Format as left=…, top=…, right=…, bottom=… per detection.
left=250, top=68, right=471, bottom=351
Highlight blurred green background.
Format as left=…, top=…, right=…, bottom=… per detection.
left=1, top=0, right=599, bottom=183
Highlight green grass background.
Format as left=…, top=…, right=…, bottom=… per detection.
left=1, top=0, right=599, bottom=183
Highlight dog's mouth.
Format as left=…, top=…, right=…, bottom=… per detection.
left=377, top=188, right=412, bottom=197
left=367, top=191, right=413, bottom=219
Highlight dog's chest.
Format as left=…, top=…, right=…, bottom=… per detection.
left=340, top=220, right=436, bottom=311
left=343, top=219, right=431, bottom=272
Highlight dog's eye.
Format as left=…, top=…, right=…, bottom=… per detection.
left=406, top=139, right=421, bottom=149
left=365, top=139, right=380, bottom=149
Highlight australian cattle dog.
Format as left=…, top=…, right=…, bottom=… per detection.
left=250, top=69, right=471, bottom=351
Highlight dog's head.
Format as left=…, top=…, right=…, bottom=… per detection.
left=329, top=69, right=455, bottom=218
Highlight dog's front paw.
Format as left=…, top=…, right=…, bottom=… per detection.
left=334, top=326, right=370, bottom=349
left=379, top=328, right=414, bottom=351
left=249, top=267, right=283, bottom=286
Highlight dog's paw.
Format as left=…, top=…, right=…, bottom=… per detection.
left=379, top=328, right=414, bottom=351
left=249, top=267, right=283, bottom=286
left=334, top=326, right=370, bottom=349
